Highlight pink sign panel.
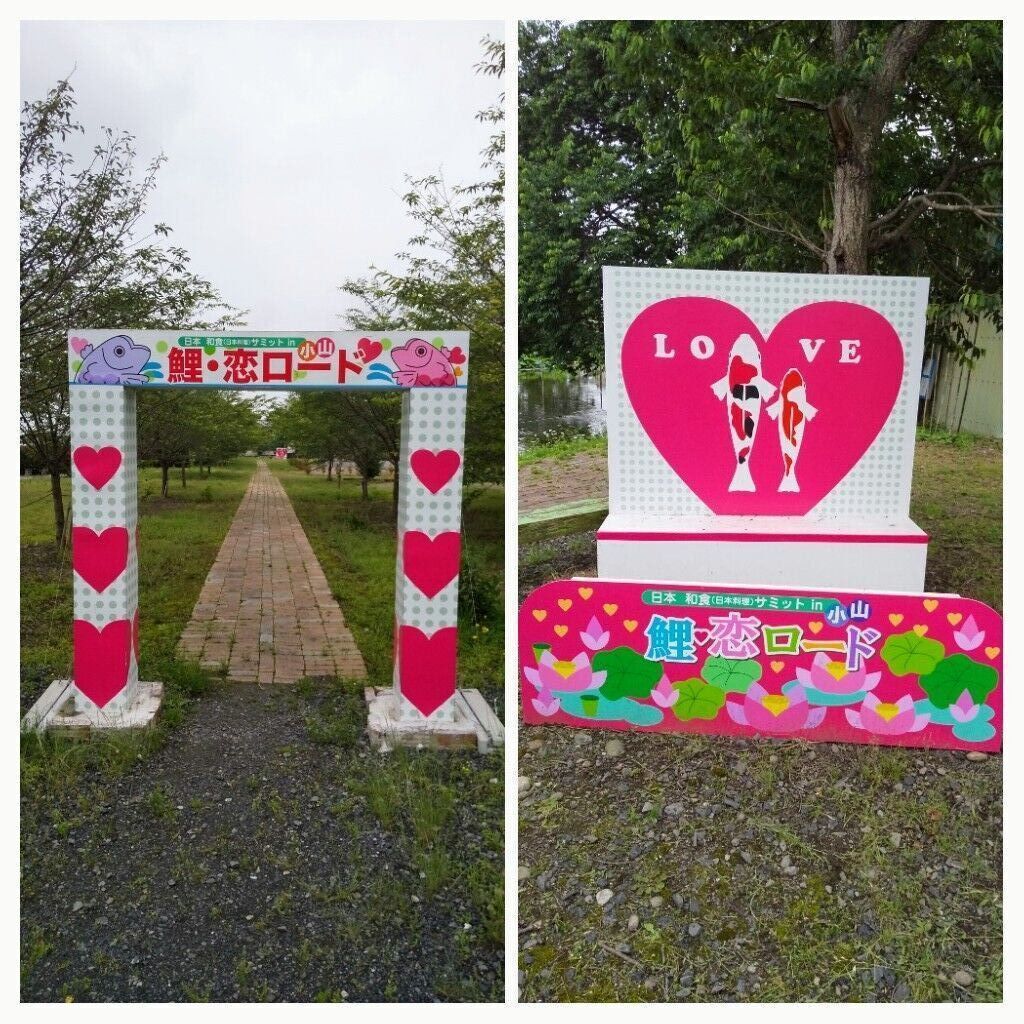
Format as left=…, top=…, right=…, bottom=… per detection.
left=520, top=579, right=1002, bottom=752
left=621, top=298, right=903, bottom=516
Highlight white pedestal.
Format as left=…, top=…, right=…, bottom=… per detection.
left=364, top=686, right=504, bottom=753
left=23, top=680, right=163, bottom=736
left=596, top=515, right=928, bottom=592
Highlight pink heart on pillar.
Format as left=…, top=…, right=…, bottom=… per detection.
left=398, top=625, right=457, bottom=716
left=410, top=449, right=461, bottom=494
left=621, top=297, right=904, bottom=515
left=402, top=530, right=461, bottom=598
left=72, top=526, right=129, bottom=593
left=73, top=619, right=131, bottom=708
left=73, top=445, right=122, bottom=490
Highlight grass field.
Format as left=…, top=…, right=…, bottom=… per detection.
left=518, top=432, right=1003, bottom=1003
left=21, top=457, right=505, bottom=1001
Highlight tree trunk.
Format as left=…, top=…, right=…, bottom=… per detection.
left=181, top=463, right=186, bottom=487
left=826, top=158, right=872, bottom=274
left=161, top=463, right=170, bottom=497
left=49, top=468, right=66, bottom=546
left=361, top=476, right=369, bottom=500
left=327, top=456, right=333, bottom=481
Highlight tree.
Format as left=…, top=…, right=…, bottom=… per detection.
left=20, top=79, right=239, bottom=540
left=342, top=36, right=505, bottom=487
left=519, top=21, right=1002, bottom=371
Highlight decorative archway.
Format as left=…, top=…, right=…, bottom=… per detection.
left=27, top=329, right=500, bottom=749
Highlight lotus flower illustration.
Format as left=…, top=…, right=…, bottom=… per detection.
left=650, top=676, right=679, bottom=709
left=795, top=652, right=881, bottom=696
left=726, top=682, right=826, bottom=734
left=845, top=692, right=930, bottom=735
left=524, top=649, right=606, bottom=694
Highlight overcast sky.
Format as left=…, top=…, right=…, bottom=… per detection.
left=21, top=20, right=503, bottom=330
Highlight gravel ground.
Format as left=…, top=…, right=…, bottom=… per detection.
left=21, top=683, right=503, bottom=1002
left=518, top=728, right=1001, bottom=1002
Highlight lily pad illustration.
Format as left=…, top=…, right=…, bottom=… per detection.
left=556, top=690, right=663, bottom=727
left=700, top=656, right=762, bottom=693
left=672, top=679, right=725, bottom=721
left=594, top=645, right=663, bottom=701
left=920, top=653, right=998, bottom=709
left=782, top=679, right=865, bottom=707
left=914, top=698, right=996, bottom=744
left=881, top=630, right=945, bottom=677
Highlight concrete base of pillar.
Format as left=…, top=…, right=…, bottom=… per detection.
left=365, top=686, right=504, bottom=753
left=23, top=680, right=164, bottom=736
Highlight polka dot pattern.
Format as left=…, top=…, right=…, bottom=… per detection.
left=70, top=386, right=139, bottom=707
left=394, top=388, right=466, bottom=717
left=603, top=267, right=928, bottom=519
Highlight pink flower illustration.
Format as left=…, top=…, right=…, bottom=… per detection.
left=580, top=615, right=610, bottom=651
left=795, top=651, right=881, bottom=695
left=531, top=692, right=561, bottom=717
left=650, top=676, right=679, bottom=709
left=726, top=682, right=826, bottom=734
left=845, top=693, right=929, bottom=735
left=524, top=650, right=606, bottom=694
left=948, top=689, right=981, bottom=724
left=953, top=614, right=985, bottom=652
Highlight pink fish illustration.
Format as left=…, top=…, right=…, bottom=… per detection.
left=391, top=338, right=456, bottom=387
left=766, top=368, right=817, bottom=492
left=711, top=334, right=776, bottom=492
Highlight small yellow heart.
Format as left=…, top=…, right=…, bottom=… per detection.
left=985, top=646, right=1000, bottom=660
left=808, top=621, right=824, bottom=634
left=578, top=587, right=593, bottom=600
left=770, top=660, right=784, bottom=673
left=888, top=613, right=904, bottom=626
left=558, top=598, right=573, bottom=611
left=913, top=624, right=928, bottom=637
left=532, top=609, right=547, bottom=622
left=623, top=620, right=639, bottom=632
left=554, top=624, right=568, bottom=638
left=923, top=599, right=939, bottom=612
left=947, top=612, right=963, bottom=626
left=603, top=603, right=618, bottom=616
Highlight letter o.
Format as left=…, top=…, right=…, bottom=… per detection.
left=691, top=335, right=715, bottom=359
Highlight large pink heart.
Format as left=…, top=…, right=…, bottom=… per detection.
left=622, top=297, right=904, bottom=515
left=72, top=445, right=122, bottom=490
left=402, top=530, right=461, bottom=598
left=410, top=449, right=461, bottom=494
left=73, top=619, right=131, bottom=708
left=73, top=526, right=129, bottom=593
left=398, top=625, right=457, bottom=716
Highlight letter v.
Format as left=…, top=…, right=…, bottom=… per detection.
left=798, top=337, right=826, bottom=362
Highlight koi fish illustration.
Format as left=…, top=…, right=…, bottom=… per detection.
left=765, top=368, right=817, bottom=492
left=711, top=333, right=776, bottom=492
left=74, top=335, right=151, bottom=385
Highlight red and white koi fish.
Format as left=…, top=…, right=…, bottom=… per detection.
left=711, top=334, right=777, bottom=492
left=765, top=368, right=817, bottom=492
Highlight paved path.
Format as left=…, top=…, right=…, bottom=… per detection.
left=178, top=461, right=366, bottom=683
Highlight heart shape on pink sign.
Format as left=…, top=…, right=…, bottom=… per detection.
left=73, top=526, right=129, bottom=593
left=621, top=297, right=904, bottom=515
left=410, top=448, right=461, bottom=494
left=73, top=618, right=131, bottom=709
left=72, top=445, right=122, bottom=491
left=399, top=625, right=457, bottom=716
left=403, top=530, right=461, bottom=598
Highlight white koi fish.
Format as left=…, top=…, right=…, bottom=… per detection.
left=765, top=368, right=817, bottom=492
left=711, top=333, right=776, bottom=492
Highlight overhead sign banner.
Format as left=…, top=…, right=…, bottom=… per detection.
left=68, top=331, right=470, bottom=390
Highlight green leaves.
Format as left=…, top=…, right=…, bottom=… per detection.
left=672, top=679, right=725, bottom=722
left=880, top=630, right=945, bottom=677
left=595, top=645, right=663, bottom=700
left=920, top=653, right=999, bottom=709
left=700, top=656, right=762, bottom=693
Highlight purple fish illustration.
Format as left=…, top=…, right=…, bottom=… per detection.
left=391, top=338, right=456, bottom=387
left=711, top=333, right=776, bottom=492
left=766, top=368, right=818, bottom=492
left=74, top=335, right=151, bottom=384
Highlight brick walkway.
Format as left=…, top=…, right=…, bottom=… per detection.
left=177, top=461, right=366, bottom=683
